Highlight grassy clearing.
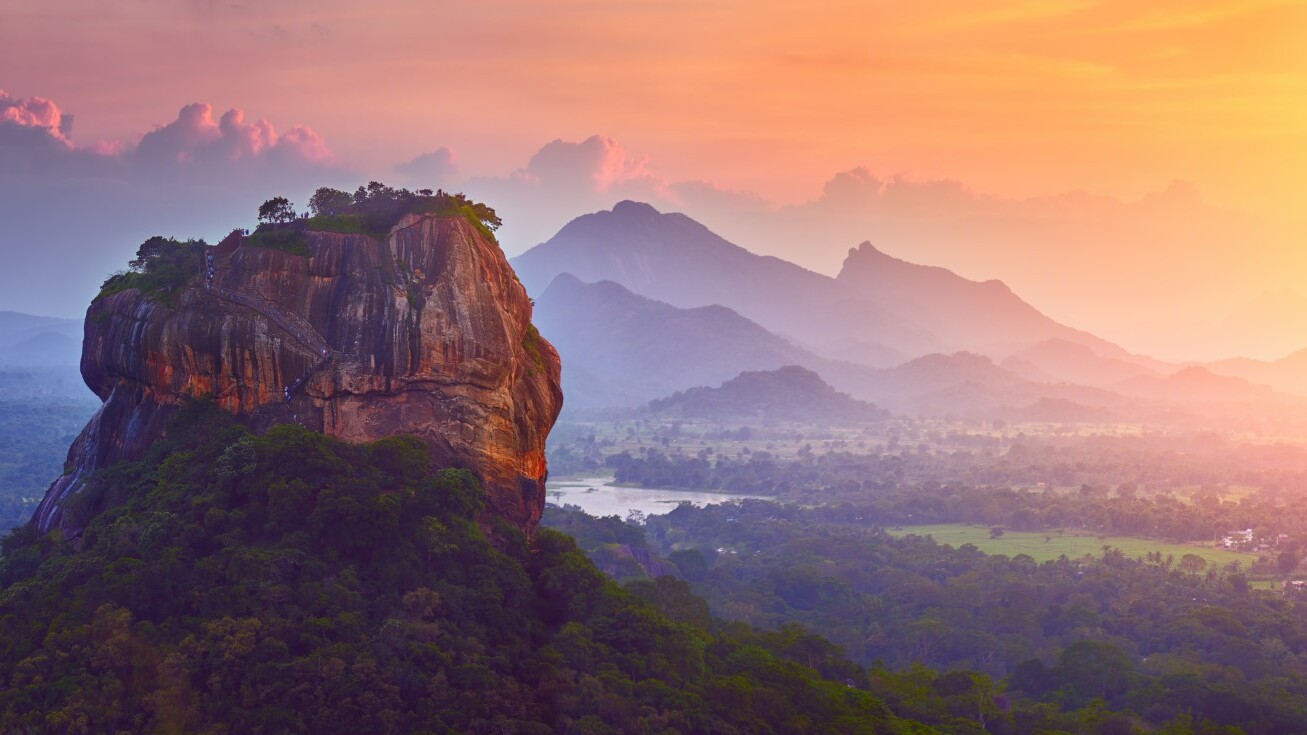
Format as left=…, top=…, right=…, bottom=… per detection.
left=244, top=226, right=310, bottom=256
left=306, top=213, right=370, bottom=237
left=886, top=523, right=1259, bottom=568
left=1173, top=484, right=1261, bottom=504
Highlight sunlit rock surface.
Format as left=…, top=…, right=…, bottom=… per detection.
left=34, top=213, right=562, bottom=535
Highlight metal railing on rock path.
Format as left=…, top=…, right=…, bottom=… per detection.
left=183, top=259, right=337, bottom=400
left=209, top=286, right=330, bottom=357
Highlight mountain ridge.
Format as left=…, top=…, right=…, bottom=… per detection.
left=646, top=364, right=889, bottom=422
left=533, top=272, right=823, bottom=409
left=512, top=201, right=1153, bottom=368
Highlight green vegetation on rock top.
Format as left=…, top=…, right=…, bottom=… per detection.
left=96, top=236, right=207, bottom=303
left=242, top=222, right=311, bottom=256
left=297, top=181, right=503, bottom=243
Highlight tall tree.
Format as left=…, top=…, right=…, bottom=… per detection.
left=258, top=196, right=296, bottom=224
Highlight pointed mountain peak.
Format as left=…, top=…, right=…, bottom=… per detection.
left=609, top=200, right=662, bottom=217
left=542, top=271, right=585, bottom=294
left=838, top=240, right=946, bottom=280
left=846, top=241, right=889, bottom=261
left=539, top=272, right=655, bottom=307
left=839, top=240, right=1016, bottom=295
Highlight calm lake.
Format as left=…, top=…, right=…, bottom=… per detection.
left=546, top=475, right=769, bottom=518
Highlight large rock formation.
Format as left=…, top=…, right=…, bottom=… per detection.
left=34, top=212, right=562, bottom=535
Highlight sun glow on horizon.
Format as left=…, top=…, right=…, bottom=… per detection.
left=1, top=0, right=1304, bottom=359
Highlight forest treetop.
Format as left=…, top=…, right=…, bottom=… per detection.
left=256, top=182, right=502, bottom=243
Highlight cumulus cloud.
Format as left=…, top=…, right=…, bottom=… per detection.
left=132, top=103, right=333, bottom=169
left=0, top=90, right=98, bottom=173
left=0, top=92, right=347, bottom=318
left=0, top=94, right=334, bottom=176
left=395, top=146, right=458, bottom=186
left=446, top=136, right=775, bottom=248
left=0, top=91, right=68, bottom=139
left=519, top=135, right=660, bottom=194
left=438, top=133, right=1278, bottom=359
left=668, top=179, right=771, bottom=216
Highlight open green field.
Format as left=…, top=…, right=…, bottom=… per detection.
left=1173, top=484, right=1261, bottom=504
left=886, top=523, right=1260, bottom=568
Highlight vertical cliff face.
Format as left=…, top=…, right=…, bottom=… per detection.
left=35, top=213, right=563, bottom=535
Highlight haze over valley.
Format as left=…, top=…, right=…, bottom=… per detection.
left=4, top=1, right=1307, bottom=732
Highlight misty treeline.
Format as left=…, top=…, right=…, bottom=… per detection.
left=0, top=369, right=99, bottom=532
left=574, top=432, right=1307, bottom=549
left=551, top=422, right=1307, bottom=496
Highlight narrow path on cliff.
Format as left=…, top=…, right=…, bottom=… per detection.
left=192, top=255, right=337, bottom=400
left=209, top=286, right=330, bottom=356
left=209, top=286, right=335, bottom=400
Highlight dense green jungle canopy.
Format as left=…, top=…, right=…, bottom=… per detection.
left=1, top=404, right=918, bottom=734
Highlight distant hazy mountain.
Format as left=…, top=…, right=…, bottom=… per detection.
left=518, top=204, right=1294, bottom=424
left=861, top=352, right=1028, bottom=401
left=842, top=352, right=1027, bottom=416
left=530, top=274, right=1068, bottom=419
left=530, top=272, right=1277, bottom=423
left=528, top=274, right=1160, bottom=420
left=1207, top=349, right=1307, bottom=397
left=0, top=311, right=82, bottom=366
left=1131, top=290, right=1307, bottom=363
left=1114, top=366, right=1277, bottom=404
left=532, top=273, right=826, bottom=409
left=0, top=365, right=98, bottom=402
left=6, top=331, right=81, bottom=365
left=1209, top=290, right=1307, bottom=361
left=997, top=397, right=1121, bottom=424
left=0, top=311, right=79, bottom=339
left=1001, top=339, right=1159, bottom=387
left=646, top=365, right=888, bottom=422
left=832, top=352, right=1133, bottom=419
left=835, top=243, right=1130, bottom=357
left=513, top=202, right=1143, bottom=366
left=513, top=201, right=851, bottom=350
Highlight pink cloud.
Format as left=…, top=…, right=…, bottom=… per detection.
left=0, top=92, right=336, bottom=177
left=454, top=135, right=678, bottom=250
left=669, top=179, right=770, bottom=214
left=395, top=146, right=459, bottom=185
left=0, top=90, right=69, bottom=142
left=521, top=135, right=660, bottom=193
left=0, top=91, right=350, bottom=317
left=271, top=124, right=332, bottom=164
left=133, top=102, right=333, bottom=166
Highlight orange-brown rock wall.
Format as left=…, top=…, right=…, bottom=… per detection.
left=34, top=213, right=562, bottom=535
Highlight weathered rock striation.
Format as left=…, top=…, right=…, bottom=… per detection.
left=34, top=213, right=562, bottom=535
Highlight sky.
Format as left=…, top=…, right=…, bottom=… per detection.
left=1, top=0, right=1304, bottom=361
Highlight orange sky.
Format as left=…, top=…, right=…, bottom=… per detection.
left=2, top=0, right=1305, bottom=359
